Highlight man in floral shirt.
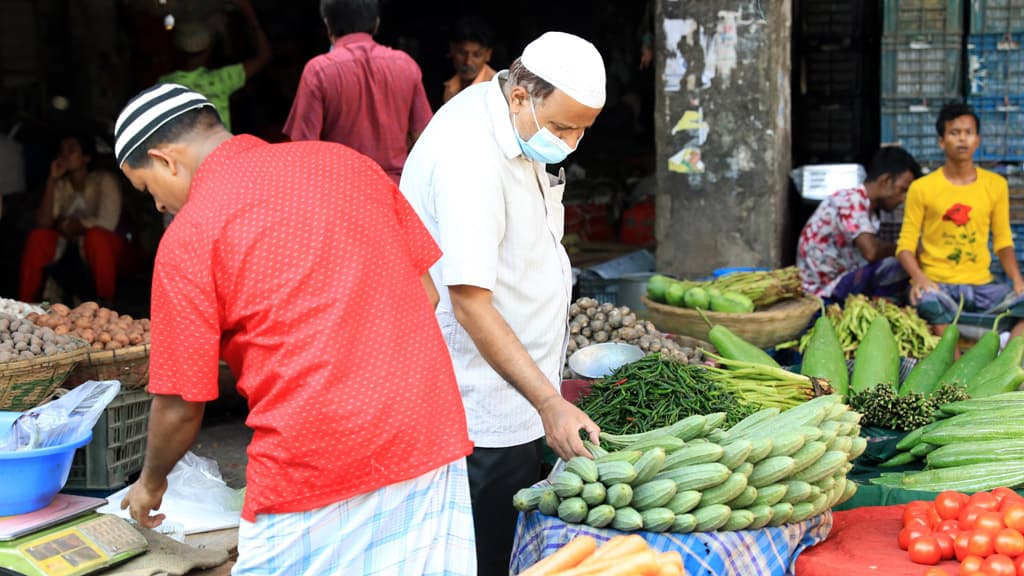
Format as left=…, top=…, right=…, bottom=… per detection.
left=798, top=146, right=921, bottom=301
left=897, top=102, right=1024, bottom=336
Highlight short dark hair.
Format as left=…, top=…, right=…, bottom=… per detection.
left=62, top=131, right=97, bottom=160
left=124, top=107, right=223, bottom=169
left=935, top=102, right=981, bottom=137
left=507, top=58, right=556, bottom=101
left=320, top=0, right=378, bottom=38
left=865, top=146, right=922, bottom=183
left=452, top=15, right=493, bottom=48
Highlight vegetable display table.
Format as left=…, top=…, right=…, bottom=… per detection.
left=794, top=504, right=961, bottom=575
left=510, top=509, right=832, bottom=575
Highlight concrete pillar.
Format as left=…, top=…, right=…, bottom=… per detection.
left=654, top=0, right=792, bottom=277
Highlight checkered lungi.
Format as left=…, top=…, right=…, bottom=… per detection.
left=232, top=458, right=476, bottom=575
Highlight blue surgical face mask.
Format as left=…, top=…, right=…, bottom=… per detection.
left=514, top=97, right=579, bottom=164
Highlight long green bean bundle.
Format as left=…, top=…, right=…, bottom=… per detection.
left=576, top=354, right=755, bottom=435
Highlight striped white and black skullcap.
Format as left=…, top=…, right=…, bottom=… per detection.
left=114, top=84, right=214, bottom=166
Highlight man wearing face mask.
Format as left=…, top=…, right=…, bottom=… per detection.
left=400, top=32, right=605, bottom=574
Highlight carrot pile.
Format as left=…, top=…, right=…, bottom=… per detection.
left=520, top=534, right=685, bottom=576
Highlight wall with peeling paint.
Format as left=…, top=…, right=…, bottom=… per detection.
left=654, top=0, right=791, bottom=277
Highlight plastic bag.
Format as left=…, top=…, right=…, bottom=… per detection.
left=1, top=380, right=121, bottom=451
left=100, top=451, right=244, bottom=535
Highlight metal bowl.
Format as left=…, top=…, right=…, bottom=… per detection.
left=568, top=342, right=645, bottom=379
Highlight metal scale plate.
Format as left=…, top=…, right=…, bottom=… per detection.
left=0, top=495, right=146, bottom=576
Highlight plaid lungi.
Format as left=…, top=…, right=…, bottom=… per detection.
left=232, top=458, right=476, bottom=575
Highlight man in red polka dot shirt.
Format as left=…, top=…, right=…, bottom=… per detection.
left=113, top=84, right=476, bottom=575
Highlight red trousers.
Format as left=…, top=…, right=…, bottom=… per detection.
left=19, top=228, right=127, bottom=302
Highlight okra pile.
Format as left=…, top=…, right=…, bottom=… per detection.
left=850, top=383, right=969, bottom=431
left=874, top=392, right=1024, bottom=492
left=514, top=395, right=864, bottom=533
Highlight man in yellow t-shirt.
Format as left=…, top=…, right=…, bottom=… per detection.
left=896, top=102, right=1024, bottom=336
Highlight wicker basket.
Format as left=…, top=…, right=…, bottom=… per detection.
left=642, top=294, right=821, bottom=349
left=64, top=343, right=150, bottom=390
left=0, top=344, right=88, bottom=411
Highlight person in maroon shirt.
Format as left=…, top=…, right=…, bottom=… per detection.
left=283, top=0, right=433, bottom=185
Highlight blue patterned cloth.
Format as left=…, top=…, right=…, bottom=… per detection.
left=510, top=508, right=832, bottom=576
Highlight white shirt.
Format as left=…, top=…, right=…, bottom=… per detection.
left=400, top=72, right=573, bottom=448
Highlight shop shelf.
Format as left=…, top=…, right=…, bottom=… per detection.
left=969, top=96, right=1024, bottom=160
left=968, top=33, right=1024, bottom=97
left=883, top=0, right=964, bottom=35
left=882, top=35, right=963, bottom=99
left=880, top=99, right=947, bottom=162
left=970, top=0, right=1024, bottom=34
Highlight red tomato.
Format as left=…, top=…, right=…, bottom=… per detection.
left=983, top=554, right=1019, bottom=576
left=962, top=505, right=984, bottom=530
left=968, top=531, right=995, bottom=557
left=899, top=526, right=932, bottom=551
left=905, top=506, right=931, bottom=527
left=956, top=531, right=973, bottom=561
left=1013, top=554, right=1024, bottom=576
left=935, top=491, right=964, bottom=521
left=907, top=500, right=933, bottom=513
left=995, top=528, right=1024, bottom=558
left=961, top=554, right=985, bottom=573
left=933, top=532, right=955, bottom=560
left=993, top=488, right=1019, bottom=505
left=921, top=569, right=950, bottom=576
left=935, top=519, right=961, bottom=535
left=1006, top=503, right=1024, bottom=532
left=1002, top=494, right=1024, bottom=513
left=908, top=535, right=942, bottom=565
left=971, top=491, right=1001, bottom=511
left=977, top=511, right=1008, bottom=534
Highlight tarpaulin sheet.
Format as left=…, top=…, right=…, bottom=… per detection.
left=795, top=504, right=963, bottom=575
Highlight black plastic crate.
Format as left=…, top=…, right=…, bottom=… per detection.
left=803, top=0, right=865, bottom=38
left=799, top=98, right=864, bottom=163
left=801, top=44, right=865, bottom=97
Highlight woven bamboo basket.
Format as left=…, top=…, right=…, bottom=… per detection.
left=642, top=294, right=821, bottom=349
left=0, top=343, right=88, bottom=411
left=64, top=343, right=150, bottom=390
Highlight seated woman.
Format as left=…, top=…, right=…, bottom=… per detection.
left=19, top=132, right=125, bottom=304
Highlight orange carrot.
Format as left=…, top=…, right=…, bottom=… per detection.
left=576, top=534, right=648, bottom=567
left=520, top=535, right=598, bottom=576
left=555, top=550, right=662, bottom=576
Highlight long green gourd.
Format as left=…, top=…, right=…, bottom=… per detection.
left=965, top=336, right=1024, bottom=398
left=696, top=308, right=780, bottom=368
left=850, top=316, right=900, bottom=394
left=934, top=312, right=1008, bottom=390
left=899, top=303, right=963, bottom=396
left=800, top=304, right=849, bottom=396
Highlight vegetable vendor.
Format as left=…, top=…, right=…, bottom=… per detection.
left=114, top=85, right=476, bottom=575
left=400, top=32, right=605, bottom=575
left=797, top=146, right=922, bottom=302
left=897, top=102, right=1024, bottom=337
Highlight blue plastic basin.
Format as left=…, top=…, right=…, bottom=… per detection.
left=0, top=413, right=93, bottom=516
left=713, top=266, right=769, bottom=278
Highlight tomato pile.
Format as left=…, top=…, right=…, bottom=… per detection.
left=899, top=488, right=1024, bottom=576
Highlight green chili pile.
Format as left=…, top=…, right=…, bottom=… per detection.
left=576, top=354, right=755, bottom=435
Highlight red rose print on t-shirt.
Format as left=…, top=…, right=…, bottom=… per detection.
left=943, top=203, right=972, bottom=226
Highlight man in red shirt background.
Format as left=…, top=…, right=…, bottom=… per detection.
left=283, top=0, right=432, bottom=185
left=114, top=84, right=474, bottom=575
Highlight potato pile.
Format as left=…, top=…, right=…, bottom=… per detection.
left=0, top=313, right=82, bottom=362
left=27, top=302, right=150, bottom=352
left=566, top=297, right=704, bottom=369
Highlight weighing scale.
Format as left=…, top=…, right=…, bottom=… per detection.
left=0, top=494, right=147, bottom=576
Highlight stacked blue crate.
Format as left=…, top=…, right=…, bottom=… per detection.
left=880, top=0, right=964, bottom=164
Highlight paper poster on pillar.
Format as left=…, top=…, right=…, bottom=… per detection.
left=668, top=145, right=704, bottom=174
left=662, top=18, right=698, bottom=92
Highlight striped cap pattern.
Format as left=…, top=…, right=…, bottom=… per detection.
left=114, top=84, right=214, bottom=166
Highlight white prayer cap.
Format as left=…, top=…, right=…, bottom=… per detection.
left=520, top=31, right=606, bottom=109
left=115, top=84, right=215, bottom=166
